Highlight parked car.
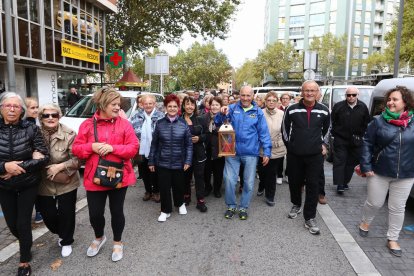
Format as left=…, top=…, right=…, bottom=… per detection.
left=60, top=91, right=164, bottom=133
left=320, top=85, right=375, bottom=162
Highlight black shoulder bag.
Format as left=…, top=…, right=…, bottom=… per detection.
left=92, top=118, right=124, bottom=189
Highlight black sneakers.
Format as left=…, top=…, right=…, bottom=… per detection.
left=288, top=205, right=302, bottom=219
left=17, top=264, right=31, bottom=276
left=238, top=209, right=248, bottom=220
left=305, top=218, right=320, bottom=235
left=224, top=208, right=236, bottom=219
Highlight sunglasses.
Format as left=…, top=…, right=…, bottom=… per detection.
left=41, top=113, right=59, bottom=119
left=346, top=94, right=357, bottom=97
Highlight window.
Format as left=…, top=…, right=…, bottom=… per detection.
left=364, top=24, right=371, bottom=35
left=279, top=17, right=286, bottom=28
left=356, top=0, right=363, bottom=10
left=366, top=0, right=372, bottom=11
left=353, top=48, right=359, bottom=59
left=294, top=39, right=304, bottom=49
left=278, top=29, right=285, bottom=39
left=354, top=35, right=360, bottom=46
left=354, top=23, right=361, bottom=35
left=365, top=11, right=371, bottom=23
left=289, top=27, right=304, bottom=36
left=290, top=5, right=305, bottom=16
left=289, top=15, right=305, bottom=26
left=330, top=0, right=337, bottom=11
left=355, top=11, right=362, bottom=22
left=310, top=2, right=325, bottom=14
left=309, top=25, right=325, bottom=37
left=330, top=11, right=336, bottom=23
left=279, top=7, right=285, bottom=17
left=329, top=23, right=336, bottom=33
left=310, top=13, right=325, bottom=25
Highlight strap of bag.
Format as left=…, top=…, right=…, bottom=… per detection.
left=93, top=118, right=98, bottom=142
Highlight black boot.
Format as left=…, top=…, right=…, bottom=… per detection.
left=196, top=200, right=208, bottom=212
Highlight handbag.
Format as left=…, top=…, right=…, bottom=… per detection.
left=51, top=171, right=72, bottom=184
left=92, top=118, right=124, bottom=189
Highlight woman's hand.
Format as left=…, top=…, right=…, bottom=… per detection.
left=46, top=163, right=64, bottom=180
left=149, top=166, right=155, bottom=172
left=184, top=164, right=190, bottom=171
left=365, top=171, right=375, bottom=177
left=92, top=143, right=113, bottom=156
left=220, top=106, right=229, bottom=115
left=191, top=136, right=199, bottom=143
left=4, top=161, right=26, bottom=176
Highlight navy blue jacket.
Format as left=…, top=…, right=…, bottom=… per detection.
left=360, top=115, right=414, bottom=178
left=148, top=115, right=192, bottom=170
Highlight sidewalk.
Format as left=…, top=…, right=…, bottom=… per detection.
left=324, top=162, right=414, bottom=276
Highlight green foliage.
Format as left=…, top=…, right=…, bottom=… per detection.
left=234, top=59, right=262, bottom=89
left=254, top=42, right=298, bottom=85
left=309, top=33, right=347, bottom=77
left=170, top=42, right=232, bottom=90
left=385, top=0, right=414, bottom=66
left=364, top=52, right=391, bottom=74
left=106, top=0, right=240, bottom=53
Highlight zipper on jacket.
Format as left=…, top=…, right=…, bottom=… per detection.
left=396, top=128, right=402, bottom=179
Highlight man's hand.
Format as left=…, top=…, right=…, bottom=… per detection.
left=365, top=171, right=375, bottom=177
left=262, top=157, right=270, bottom=166
left=191, top=136, right=199, bottom=143
left=32, top=151, right=45, bottom=160
left=322, top=144, right=327, bottom=155
left=184, top=164, right=190, bottom=171
left=0, top=173, right=13, bottom=180
left=220, top=106, right=229, bottom=115
left=4, top=161, right=25, bottom=176
left=149, top=166, right=155, bottom=172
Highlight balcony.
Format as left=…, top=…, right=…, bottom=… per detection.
left=373, top=28, right=383, bottom=35
left=376, top=5, right=384, bottom=11
left=374, top=16, right=384, bottom=22
left=373, top=41, right=382, bottom=47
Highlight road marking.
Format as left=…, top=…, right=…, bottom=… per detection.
left=318, top=204, right=381, bottom=276
left=0, top=198, right=88, bottom=263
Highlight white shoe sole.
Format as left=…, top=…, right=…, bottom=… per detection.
left=87, top=236, right=107, bottom=257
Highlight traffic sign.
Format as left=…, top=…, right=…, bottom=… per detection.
left=303, top=69, right=316, bottom=80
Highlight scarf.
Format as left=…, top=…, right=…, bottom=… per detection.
left=139, top=110, right=155, bottom=158
left=208, top=112, right=216, bottom=133
left=382, top=107, right=414, bottom=128
left=265, top=108, right=277, bottom=116
left=41, top=126, right=59, bottom=150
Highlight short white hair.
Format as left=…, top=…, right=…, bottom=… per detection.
left=0, top=92, right=27, bottom=119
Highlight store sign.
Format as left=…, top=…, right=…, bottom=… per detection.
left=61, top=39, right=100, bottom=64
left=37, top=69, right=58, bottom=106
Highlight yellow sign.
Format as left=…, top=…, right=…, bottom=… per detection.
left=61, top=40, right=100, bottom=64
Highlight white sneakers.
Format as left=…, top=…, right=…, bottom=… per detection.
left=112, top=244, right=123, bottom=262
left=276, top=178, right=283, bottom=185
left=158, top=212, right=171, bottom=222
left=61, top=245, right=72, bottom=257
left=179, top=203, right=187, bottom=215
left=87, top=235, right=107, bottom=257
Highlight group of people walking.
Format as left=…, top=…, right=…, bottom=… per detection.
left=0, top=81, right=413, bottom=275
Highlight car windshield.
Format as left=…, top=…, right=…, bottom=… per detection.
left=65, top=96, right=135, bottom=118
left=332, top=87, right=374, bottom=106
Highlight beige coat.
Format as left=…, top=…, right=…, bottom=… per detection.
left=38, top=123, right=80, bottom=196
left=261, top=108, right=287, bottom=159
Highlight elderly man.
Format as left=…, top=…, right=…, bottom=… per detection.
left=215, top=86, right=271, bottom=220
left=282, top=80, right=330, bottom=235
left=331, top=87, right=370, bottom=194
left=130, top=94, right=165, bottom=202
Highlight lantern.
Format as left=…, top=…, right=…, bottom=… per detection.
left=218, top=122, right=236, bottom=157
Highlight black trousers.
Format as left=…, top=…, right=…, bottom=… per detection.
left=0, top=186, right=38, bottom=262
left=157, top=167, right=185, bottom=213
left=86, top=187, right=128, bottom=242
left=138, top=156, right=159, bottom=193
left=287, top=153, right=324, bottom=220
left=204, top=157, right=225, bottom=193
left=184, top=161, right=205, bottom=200
left=333, top=143, right=361, bottom=186
left=277, top=156, right=285, bottom=178
left=319, top=170, right=326, bottom=196
left=258, top=157, right=283, bottom=201
left=36, top=189, right=78, bottom=246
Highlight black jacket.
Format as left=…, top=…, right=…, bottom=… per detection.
left=282, top=100, right=330, bottom=156
left=67, top=92, right=82, bottom=107
left=331, top=100, right=370, bottom=144
left=0, top=119, right=49, bottom=191
left=148, top=115, right=192, bottom=170
left=182, top=113, right=207, bottom=163
left=201, top=113, right=220, bottom=160
left=360, top=115, right=414, bottom=178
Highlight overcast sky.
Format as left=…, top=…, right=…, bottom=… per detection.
left=160, top=0, right=266, bottom=69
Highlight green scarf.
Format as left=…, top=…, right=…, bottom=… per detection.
left=382, top=107, right=414, bottom=128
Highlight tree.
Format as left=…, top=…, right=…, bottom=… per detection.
left=385, top=0, right=414, bottom=70
left=363, top=52, right=391, bottom=74
left=309, top=33, right=347, bottom=77
left=170, top=42, right=232, bottom=90
left=106, top=0, right=241, bottom=72
left=254, top=42, right=298, bottom=85
left=234, top=59, right=261, bottom=89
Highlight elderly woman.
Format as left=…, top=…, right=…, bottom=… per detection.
left=255, top=95, right=265, bottom=109
left=257, top=91, right=287, bottom=206
left=148, top=94, right=192, bottom=222
left=72, top=87, right=139, bottom=262
left=202, top=96, right=225, bottom=198
left=131, top=94, right=164, bottom=202
left=0, top=92, right=49, bottom=276
left=199, top=95, right=213, bottom=115
left=181, top=96, right=208, bottom=212
left=359, top=86, right=414, bottom=257
left=36, top=104, right=80, bottom=258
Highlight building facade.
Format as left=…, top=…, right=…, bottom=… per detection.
left=0, top=0, right=117, bottom=109
left=264, top=0, right=400, bottom=77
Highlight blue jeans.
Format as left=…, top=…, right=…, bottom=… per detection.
left=224, top=156, right=258, bottom=209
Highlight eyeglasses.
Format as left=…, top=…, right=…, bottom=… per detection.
left=346, top=94, right=357, bottom=97
left=303, top=90, right=318, bottom=94
left=41, top=113, right=59, bottom=119
left=1, top=104, right=22, bottom=110
left=266, top=99, right=278, bottom=103
left=281, top=98, right=290, bottom=100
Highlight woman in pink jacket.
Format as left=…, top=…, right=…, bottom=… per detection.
left=72, top=87, right=138, bottom=262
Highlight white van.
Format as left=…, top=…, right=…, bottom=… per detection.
left=319, top=85, right=375, bottom=111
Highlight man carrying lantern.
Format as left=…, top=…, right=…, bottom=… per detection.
left=215, top=85, right=272, bottom=220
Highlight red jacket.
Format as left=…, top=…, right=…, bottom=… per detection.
left=72, top=112, right=139, bottom=191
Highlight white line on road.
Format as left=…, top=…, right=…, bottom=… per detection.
left=318, top=204, right=381, bottom=276
left=0, top=198, right=88, bottom=263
